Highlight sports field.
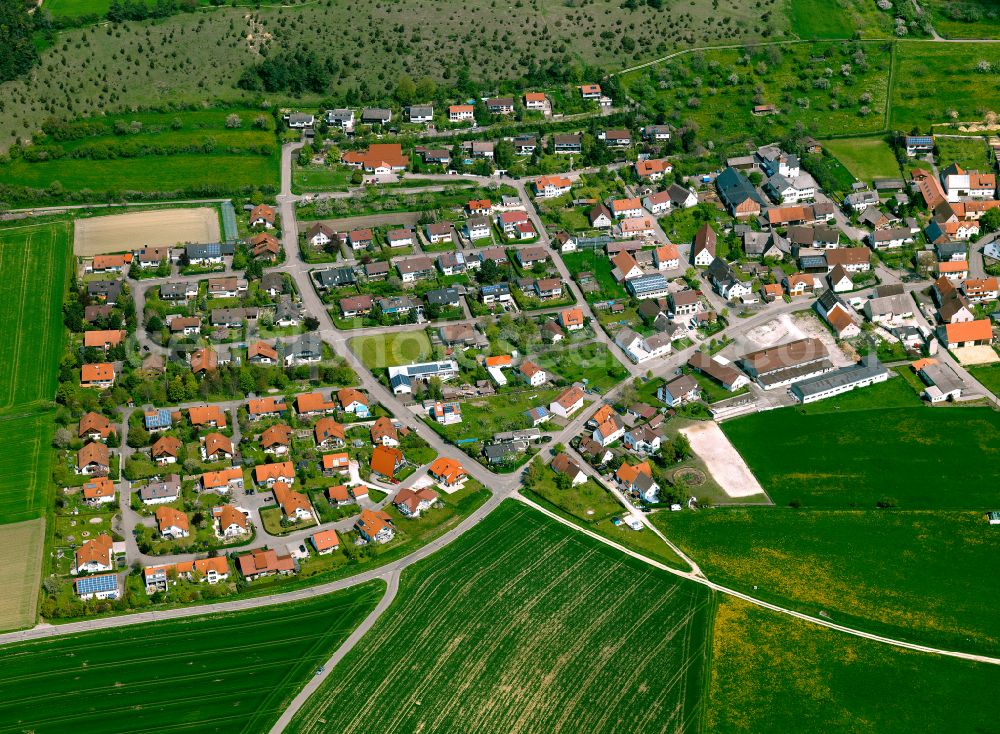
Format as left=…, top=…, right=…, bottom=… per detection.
left=656, top=507, right=1000, bottom=654
left=0, top=582, right=384, bottom=733
left=706, top=596, right=1000, bottom=733
left=721, top=380, right=1000, bottom=508
left=74, top=207, right=220, bottom=255
left=288, top=501, right=712, bottom=734
left=0, top=519, right=45, bottom=632
left=350, top=330, right=432, bottom=369
left=0, top=222, right=71, bottom=411
left=822, top=137, right=901, bottom=182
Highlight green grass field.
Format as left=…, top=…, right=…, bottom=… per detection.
left=0, top=154, right=278, bottom=196
left=722, top=378, right=1000, bottom=508
left=934, top=135, right=992, bottom=170
left=968, top=363, right=1000, bottom=398
left=789, top=0, right=855, bottom=39
left=288, top=500, right=712, bottom=734
left=429, top=388, right=564, bottom=446
left=656, top=507, right=1000, bottom=654
left=0, top=413, right=56, bottom=525
left=0, top=519, right=45, bottom=632
left=707, top=595, right=1000, bottom=733
left=0, top=583, right=383, bottom=733
left=43, top=0, right=291, bottom=18
left=0, top=108, right=280, bottom=199
left=822, top=136, right=901, bottom=182
left=924, top=0, right=1000, bottom=39
left=560, top=250, right=627, bottom=301
left=0, top=222, right=70, bottom=410
left=292, top=164, right=354, bottom=194
left=349, top=330, right=432, bottom=369
left=891, top=41, right=1000, bottom=129
left=43, top=0, right=109, bottom=16
left=534, top=342, right=629, bottom=393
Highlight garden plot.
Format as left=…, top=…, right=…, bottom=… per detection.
left=74, top=207, right=220, bottom=255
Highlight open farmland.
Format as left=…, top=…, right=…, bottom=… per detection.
left=706, top=596, right=1000, bottom=733
left=0, top=519, right=45, bottom=632
left=74, top=207, right=220, bottom=255
left=0, top=412, right=56, bottom=525
left=656, top=507, right=1000, bottom=654
left=621, top=41, right=892, bottom=144
left=822, top=136, right=901, bottom=182
left=0, top=222, right=70, bottom=410
left=0, top=583, right=384, bottom=733
left=288, top=500, right=712, bottom=734
left=350, top=330, right=432, bottom=369
left=721, top=380, right=1000, bottom=508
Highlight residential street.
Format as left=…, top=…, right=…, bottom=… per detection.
left=7, top=137, right=999, bottom=703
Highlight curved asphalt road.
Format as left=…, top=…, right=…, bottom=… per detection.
left=3, top=139, right=998, bottom=734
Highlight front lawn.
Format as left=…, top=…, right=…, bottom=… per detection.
left=259, top=506, right=317, bottom=536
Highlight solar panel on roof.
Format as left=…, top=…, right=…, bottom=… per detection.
left=75, top=574, right=118, bottom=594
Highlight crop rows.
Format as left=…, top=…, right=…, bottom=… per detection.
left=0, top=583, right=384, bottom=734
left=289, top=501, right=712, bottom=734
left=0, top=223, right=70, bottom=411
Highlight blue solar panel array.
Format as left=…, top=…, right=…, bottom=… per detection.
left=75, top=574, right=118, bottom=594
left=144, top=408, right=173, bottom=430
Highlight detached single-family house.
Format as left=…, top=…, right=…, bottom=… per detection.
left=356, top=508, right=395, bottom=544
left=550, top=385, right=585, bottom=418
left=551, top=453, right=587, bottom=486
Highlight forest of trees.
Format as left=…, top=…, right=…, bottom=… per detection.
left=0, top=0, right=39, bottom=82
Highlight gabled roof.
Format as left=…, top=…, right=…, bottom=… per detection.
left=371, top=445, right=403, bottom=477
left=261, top=423, right=292, bottom=448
